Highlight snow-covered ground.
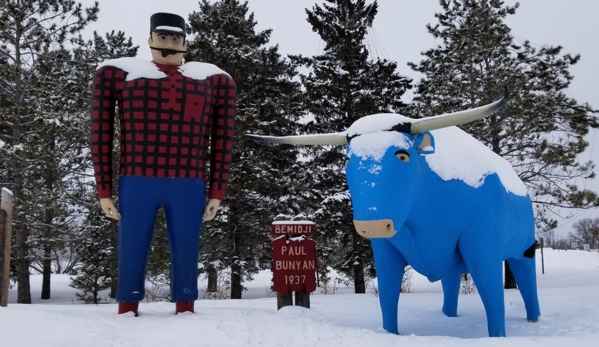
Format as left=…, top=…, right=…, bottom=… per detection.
left=1, top=248, right=598, bottom=346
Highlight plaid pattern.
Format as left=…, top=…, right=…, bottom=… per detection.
left=91, top=62, right=236, bottom=201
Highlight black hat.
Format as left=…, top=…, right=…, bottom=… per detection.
left=150, top=12, right=186, bottom=37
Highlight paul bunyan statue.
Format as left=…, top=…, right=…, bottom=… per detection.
left=90, top=12, right=236, bottom=315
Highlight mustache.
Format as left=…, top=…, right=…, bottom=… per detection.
left=150, top=46, right=187, bottom=57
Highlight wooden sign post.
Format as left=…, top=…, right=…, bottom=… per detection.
left=271, top=220, right=316, bottom=310
left=1, top=188, right=13, bottom=307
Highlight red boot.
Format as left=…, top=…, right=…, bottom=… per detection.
left=175, top=300, right=195, bottom=314
left=118, top=301, right=139, bottom=316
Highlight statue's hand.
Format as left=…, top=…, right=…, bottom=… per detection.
left=203, top=199, right=221, bottom=221
left=100, top=198, right=121, bottom=220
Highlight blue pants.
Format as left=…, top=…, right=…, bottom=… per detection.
left=116, top=176, right=206, bottom=302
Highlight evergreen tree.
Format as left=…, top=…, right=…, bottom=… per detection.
left=294, top=0, right=412, bottom=293
left=408, top=0, right=599, bottom=288
left=69, top=205, right=114, bottom=304
left=68, top=30, right=138, bottom=300
left=24, top=47, right=92, bottom=300
left=0, top=0, right=98, bottom=303
left=186, top=0, right=306, bottom=298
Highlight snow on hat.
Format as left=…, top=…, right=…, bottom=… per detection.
left=150, top=12, right=186, bottom=37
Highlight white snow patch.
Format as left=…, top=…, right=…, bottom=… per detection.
left=368, top=165, right=382, bottom=175
left=156, top=25, right=184, bottom=33
left=289, top=235, right=308, bottom=242
left=349, top=131, right=412, bottom=162
left=97, top=58, right=166, bottom=81
left=2, top=187, right=13, bottom=196
left=2, top=249, right=599, bottom=345
left=426, top=126, right=527, bottom=196
left=347, top=114, right=528, bottom=196
left=97, top=59, right=230, bottom=82
left=0, top=139, right=4, bottom=149
left=347, top=113, right=412, bottom=137
left=178, top=62, right=231, bottom=80
left=272, top=220, right=315, bottom=226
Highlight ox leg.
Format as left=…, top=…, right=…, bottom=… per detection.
left=371, top=239, right=406, bottom=335
left=460, top=245, right=506, bottom=337
left=441, top=275, right=460, bottom=317
left=507, top=257, right=540, bottom=322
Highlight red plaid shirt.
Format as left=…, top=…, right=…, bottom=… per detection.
left=90, top=59, right=236, bottom=201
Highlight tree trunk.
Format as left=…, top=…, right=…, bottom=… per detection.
left=353, top=231, right=366, bottom=293
left=230, top=260, right=242, bottom=299
left=16, top=223, right=31, bottom=303
left=41, top=165, right=54, bottom=300
left=41, top=244, right=51, bottom=299
left=504, top=261, right=517, bottom=289
left=207, top=263, right=217, bottom=292
left=12, top=35, right=31, bottom=304
left=230, top=232, right=242, bottom=299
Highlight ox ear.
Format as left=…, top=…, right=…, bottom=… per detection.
left=414, top=132, right=435, bottom=155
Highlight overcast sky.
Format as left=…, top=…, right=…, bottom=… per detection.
left=79, top=0, right=599, bottom=235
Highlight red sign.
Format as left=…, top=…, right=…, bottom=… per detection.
left=272, top=236, right=316, bottom=294
left=271, top=222, right=315, bottom=236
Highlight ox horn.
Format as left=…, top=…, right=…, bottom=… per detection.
left=410, top=86, right=510, bottom=134
left=244, top=132, right=348, bottom=145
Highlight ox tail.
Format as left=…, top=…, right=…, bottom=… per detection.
left=523, top=241, right=538, bottom=258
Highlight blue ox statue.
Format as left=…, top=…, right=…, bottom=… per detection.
left=246, top=88, right=540, bottom=337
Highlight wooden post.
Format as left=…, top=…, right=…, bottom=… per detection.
left=294, top=291, right=310, bottom=309
left=540, top=237, right=545, bottom=275
left=277, top=292, right=293, bottom=310
left=1, top=188, right=13, bottom=307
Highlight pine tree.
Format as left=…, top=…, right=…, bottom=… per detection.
left=186, top=0, right=306, bottom=299
left=0, top=0, right=99, bottom=303
left=294, top=0, right=412, bottom=293
left=24, top=47, right=92, bottom=300
left=408, top=0, right=599, bottom=288
left=68, top=30, right=138, bottom=300
left=69, top=205, right=114, bottom=304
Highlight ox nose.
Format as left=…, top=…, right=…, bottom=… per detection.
left=353, top=219, right=395, bottom=238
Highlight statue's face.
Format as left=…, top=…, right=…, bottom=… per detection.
left=148, top=32, right=188, bottom=65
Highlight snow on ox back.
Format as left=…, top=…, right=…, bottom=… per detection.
left=424, top=126, right=527, bottom=196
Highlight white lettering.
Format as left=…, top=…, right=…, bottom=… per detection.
left=285, top=246, right=308, bottom=256
left=275, top=260, right=316, bottom=271
left=272, top=224, right=315, bottom=235
left=304, top=261, right=315, bottom=270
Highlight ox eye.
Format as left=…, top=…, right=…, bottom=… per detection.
left=395, top=150, right=410, bottom=162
